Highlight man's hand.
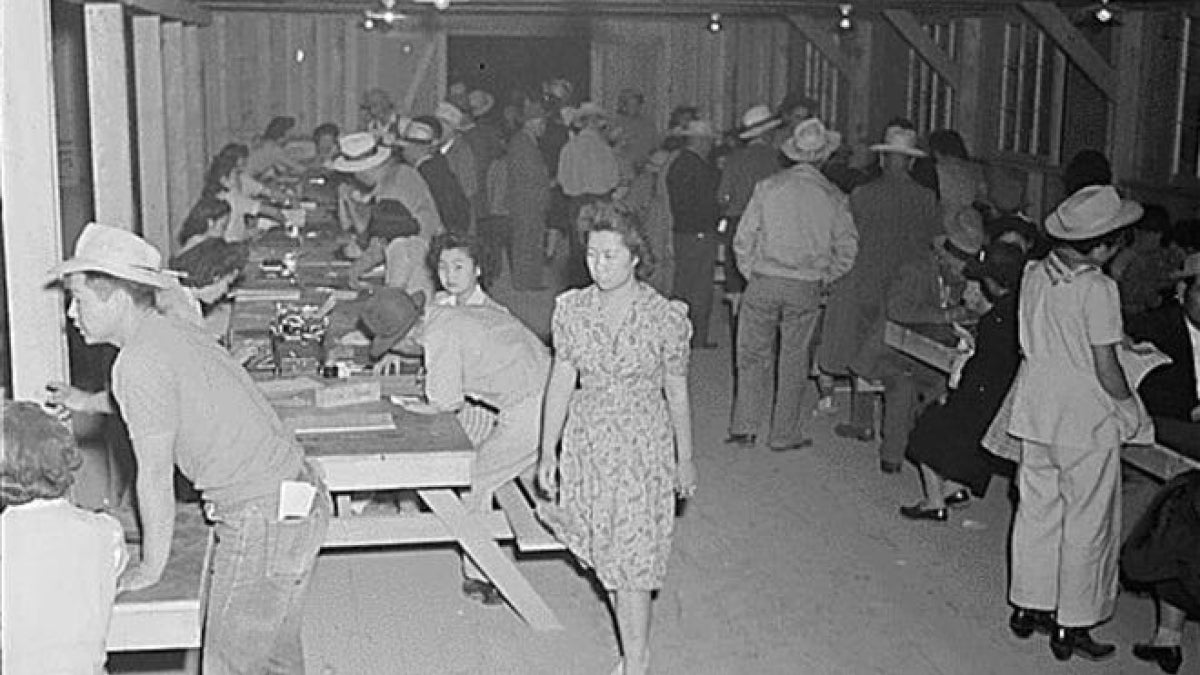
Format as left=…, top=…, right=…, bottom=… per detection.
left=536, top=453, right=558, bottom=497
left=675, top=458, right=697, bottom=500
left=372, top=354, right=406, bottom=376
left=45, top=382, right=108, bottom=417
left=117, top=563, right=163, bottom=594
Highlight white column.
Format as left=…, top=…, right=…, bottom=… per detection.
left=134, top=15, right=172, bottom=256
left=183, top=25, right=207, bottom=202
left=85, top=3, right=136, bottom=229
left=0, top=0, right=70, bottom=398
left=162, top=21, right=191, bottom=230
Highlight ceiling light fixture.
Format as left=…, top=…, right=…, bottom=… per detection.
left=837, top=4, right=854, bottom=32
left=1095, top=0, right=1114, bottom=23
left=363, top=0, right=406, bottom=30
left=707, top=12, right=723, bottom=33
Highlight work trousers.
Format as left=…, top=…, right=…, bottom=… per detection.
left=672, top=231, right=718, bottom=346
left=730, top=275, right=822, bottom=447
left=462, top=394, right=541, bottom=582
left=203, top=464, right=331, bottom=675
left=1010, top=439, right=1121, bottom=627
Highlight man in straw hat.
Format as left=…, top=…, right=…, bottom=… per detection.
left=1004, top=184, right=1149, bottom=662
left=331, top=131, right=444, bottom=247
left=47, top=223, right=330, bottom=672
left=434, top=101, right=480, bottom=210
left=819, top=120, right=942, bottom=456
left=397, top=117, right=472, bottom=237
left=667, top=119, right=723, bottom=349
left=727, top=118, right=858, bottom=451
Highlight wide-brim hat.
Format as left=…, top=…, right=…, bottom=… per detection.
left=738, top=104, right=781, bottom=140
left=435, top=102, right=467, bottom=134
left=781, top=118, right=841, bottom=163
left=329, top=132, right=391, bottom=173
left=870, top=125, right=927, bottom=157
left=395, top=118, right=440, bottom=147
left=467, top=90, right=495, bottom=118
left=1045, top=185, right=1143, bottom=241
left=361, top=287, right=422, bottom=360
left=49, top=222, right=171, bottom=289
left=1171, top=252, right=1200, bottom=280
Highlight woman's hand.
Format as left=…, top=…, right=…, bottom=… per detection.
left=536, top=452, right=558, bottom=497
left=675, top=458, right=697, bottom=500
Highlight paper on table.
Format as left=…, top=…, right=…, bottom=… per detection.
left=339, top=330, right=371, bottom=346
left=1118, top=341, right=1172, bottom=388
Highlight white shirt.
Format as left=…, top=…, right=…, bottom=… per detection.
left=1187, top=316, right=1200, bottom=401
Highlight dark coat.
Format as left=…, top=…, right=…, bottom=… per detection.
left=1122, top=470, right=1200, bottom=617
left=1128, top=304, right=1199, bottom=421
left=417, top=153, right=471, bottom=236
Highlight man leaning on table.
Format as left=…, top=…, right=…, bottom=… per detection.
left=364, top=288, right=551, bottom=605
left=48, top=222, right=330, bottom=674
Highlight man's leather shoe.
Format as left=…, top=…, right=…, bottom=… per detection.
left=725, top=433, right=757, bottom=447
left=834, top=423, right=875, bottom=442
left=1133, top=643, right=1183, bottom=674
left=1008, top=607, right=1055, bottom=639
left=899, top=503, right=947, bottom=521
left=769, top=439, right=813, bottom=452
left=944, top=489, right=971, bottom=508
left=1050, top=627, right=1115, bottom=661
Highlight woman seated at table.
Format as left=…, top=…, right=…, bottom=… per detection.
left=203, top=151, right=285, bottom=242
left=427, top=231, right=505, bottom=310
left=900, top=242, right=1026, bottom=521
left=311, top=122, right=341, bottom=169
left=246, top=115, right=306, bottom=181
left=1, top=400, right=127, bottom=675
left=162, top=238, right=250, bottom=340
left=176, top=196, right=232, bottom=256
left=363, top=288, right=551, bottom=605
left=347, top=199, right=435, bottom=301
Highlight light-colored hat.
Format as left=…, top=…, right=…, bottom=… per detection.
left=869, top=125, right=927, bottom=157
left=1172, top=252, right=1200, bottom=280
left=738, top=105, right=782, bottom=140
left=935, top=208, right=986, bottom=261
left=674, top=120, right=716, bottom=138
left=1044, top=185, right=1143, bottom=241
left=395, top=118, right=439, bottom=146
left=434, top=102, right=467, bottom=134
left=781, top=118, right=841, bottom=163
left=543, top=78, right=573, bottom=102
left=328, top=132, right=392, bottom=173
left=50, top=222, right=171, bottom=288
left=467, top=90, right=495, bottom=118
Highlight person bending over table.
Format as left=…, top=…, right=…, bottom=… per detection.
left=1, top=401, right=127, bottom=675
left=899, top=242, right=1025, bottom=521
left=347, top=198, right=435, bottom=302
left=202, top=151, right=284, bottom=243
left=48, top=223, right=330, bottom=674
left=176, top=196, right=232, bottom=257
left=330, top=132, right=444, bottom=245
left=363, top=287, right=551, bottom=606
left=1126, top=251, right=1200, bottom=461
left=246, top=115, right=306, bottom=181
left=536, top=202, right=697, bottom=675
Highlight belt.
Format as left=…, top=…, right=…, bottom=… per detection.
left=673, top=231, right=714, bottom=239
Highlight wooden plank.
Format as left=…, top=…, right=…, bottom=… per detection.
left=162, top=21, right=191, bottom=231
left=883, top=9, right=961, bottom=89
left=323, top=510, right=513, bottom=548
left=0, top=0, right=71, bottom=399
left=420, top=489, right=564, bottom=631
left=1123, top=443, right=1200, bottom=481
left=495, top=481, right=565, bottom=553
left=183, top=25, right=207, bottom=198
left=314, top=453, right=475, bottom=491
left=1110, top=10, right=1145, bottom=182
left=883, top=321, right=962, bottom=374
left=786, top=13, right=853, bottom=77
left=956, top=18, right=983, bottom=148
left=133, top=15, right=172, bottom=256
left=1020, top=1, right=1117, bottom=100
left=847, top=20, right=873, bottom=145
left=85, top=3, right=136, bottom=228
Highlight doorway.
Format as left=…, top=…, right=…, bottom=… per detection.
left=447, top=35, right=590, bottom=104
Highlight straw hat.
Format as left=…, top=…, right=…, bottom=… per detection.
left=869, top=125, right=927, bottom=157
left=1044, top=185, right=1143, bottom=241
left=395, top=118, right=441, bottom=147
left=435, top=102, right=467, bottom=134
left=50, top=223, right=172, bottom=289
left=738, top=105, right=782, bottom=140
left=781, top=118, right=841, bottom=164
left=936, top=208, right=986, bottom=262
left=467, top=90, right=495, bottom=118
left=361, top=287, right=423, bottom=360
left=1171, top=252, right=1200, bottom=280
left=328, top=132, right=392, bottom=173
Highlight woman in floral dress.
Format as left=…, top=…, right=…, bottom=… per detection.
left=538, top=202, right=698, bottom=675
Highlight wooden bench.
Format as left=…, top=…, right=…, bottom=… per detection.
left=1122, top=442, right=1200, bottom=481
left=495, top=479, right=566, bottom=554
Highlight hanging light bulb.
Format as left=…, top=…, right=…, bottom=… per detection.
left=1095, top=1, right=1114, bottom=23
left=707, top=12, right=722, bottom=33
left=837, top=4, right=854, bottom=32
left=362, top=17, right=375, bottom=30
left=433, top=0, right=452, bottom=10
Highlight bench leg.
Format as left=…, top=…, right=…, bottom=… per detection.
left=182, top=648, right=201, bottom=674
left=419, top=488, right=563, bottom=631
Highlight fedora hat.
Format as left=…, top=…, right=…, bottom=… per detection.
left=781, top=118, right=841, bottom=164
left=738, top=105, right=782, bottom=140
left=869, top=125, right=927, bottom=157
left=467, top=90, right=495, bottom=118
left=434, top=102, right=467, bottom=134
left=361, top=287, right=422, bottom=360
left=396, top=117, right=441, bottom=147
left=1171, top=252, right=1200, bottom=280
left=328, top=132, right=392, bottom=173
left=50, top=222, right=172, bottom=289
left=1045, top=185, right=1143, bottom=241
left=935, top=208, right=986, bottom=263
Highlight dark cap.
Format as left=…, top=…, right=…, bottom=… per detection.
left=360, top=287, right=422, bottom=359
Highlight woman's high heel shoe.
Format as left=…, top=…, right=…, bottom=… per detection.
left=944, top=489, right=971, bottom=508
left=1132, top=643, right=1183, bottom=674
left=1049, top=627, right=1115, bottom=661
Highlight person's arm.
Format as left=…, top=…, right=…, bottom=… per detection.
left=45, top=382, right=114, bottom=415
left=119, top=432, right=176, bottom=592
left=536, top=356, right=577, bottom=495
left=348, top=238, right=387, bottom=290
left=272, top=144, right=307, bottom=177
left=409, top=313, right=464, bottom=414
left=825, top=195, right=859, bottom=284
left=663, top=371, right=696, bottom=497
left=732, top=187, right=763, bottom=281
left=1092, top=343, right=1132, bottom=400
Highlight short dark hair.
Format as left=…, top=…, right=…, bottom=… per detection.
left=428, top=231, right=488, bottom=286
left=1063, top=149, right=1112, bottom=196
left=313, top=122, right=340, bottom=143
left=263, top=116, right=296, bottom=142
left=178, top=196, right=231, bottom=246
left=82, top=271, right=157, bottom=308
left=1051, top=226, right=1132, bottom=256
left=216, top=142, right=249, bottom=163
left=928, top=129, right=970, bottom=160
left=1, top=401, right=83, bottom=510
left=203, top=153, right=240, bottom=197
left=577, top=200, right=656, bottom=281
left=170, top=239, right=249, bottom=288
left=1133, top=203, right=1172, bottom=240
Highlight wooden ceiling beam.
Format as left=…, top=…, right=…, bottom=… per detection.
left=882, top=9, right=960, bottom=88
left=786, top=12, right=853, bottom=77
left=1020, top=1, right=1116, bottom=99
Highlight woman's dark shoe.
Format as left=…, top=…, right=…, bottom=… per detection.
left=1132, top=643, right=1183, bottom=674
left=834, top=423, right=875, bottom=442
left=1008, top=607, right=1055, bottom=639
left=1050, top=627, right=1115, bottom=661
left=944, top=489, right=971, bottom=508
left=769, top=438, right=814, bottom=452
left=725, top=433, right=757, bottom=447
left=899, top=503, right=947, bottom=521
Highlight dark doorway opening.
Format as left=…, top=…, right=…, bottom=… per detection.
left=447, top=35, right=590, bottom=104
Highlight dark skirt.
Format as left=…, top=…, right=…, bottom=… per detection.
left=905, top=390, right=1013, bottom=496
left=1122, top=470, right=1200, bottom=618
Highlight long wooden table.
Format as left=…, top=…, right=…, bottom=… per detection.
left=885, top=320, right=1200, bottom=481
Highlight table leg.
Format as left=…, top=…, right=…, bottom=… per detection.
left=418, top=489, right=563, bottom=631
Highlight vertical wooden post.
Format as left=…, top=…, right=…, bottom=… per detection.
left=956, top=18, right=983, bottom=153
left=183, top=25, right=208, bottom=202
left=1110, top=11, right=1145, bottom=183
left=0, top=0, right=70, bottom=398
left=85, top=3, right=136, bottom=229
left=162, top=21, right=191, bottom=229
left=133, top=15, right=172, bottom=256
left=847, top=21, right=873, bottom=148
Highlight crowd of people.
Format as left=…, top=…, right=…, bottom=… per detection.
left=6, top=73, right=1200, bottom=675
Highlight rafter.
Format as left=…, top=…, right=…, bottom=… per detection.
left=786, top=12, right=853, bottom=77
left=882, top=9, right=960, bottom=88
left=1020, top=1, right=1116, bottom=99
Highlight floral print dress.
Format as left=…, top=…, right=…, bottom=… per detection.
left=540, top=282, right=692, bottom=591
